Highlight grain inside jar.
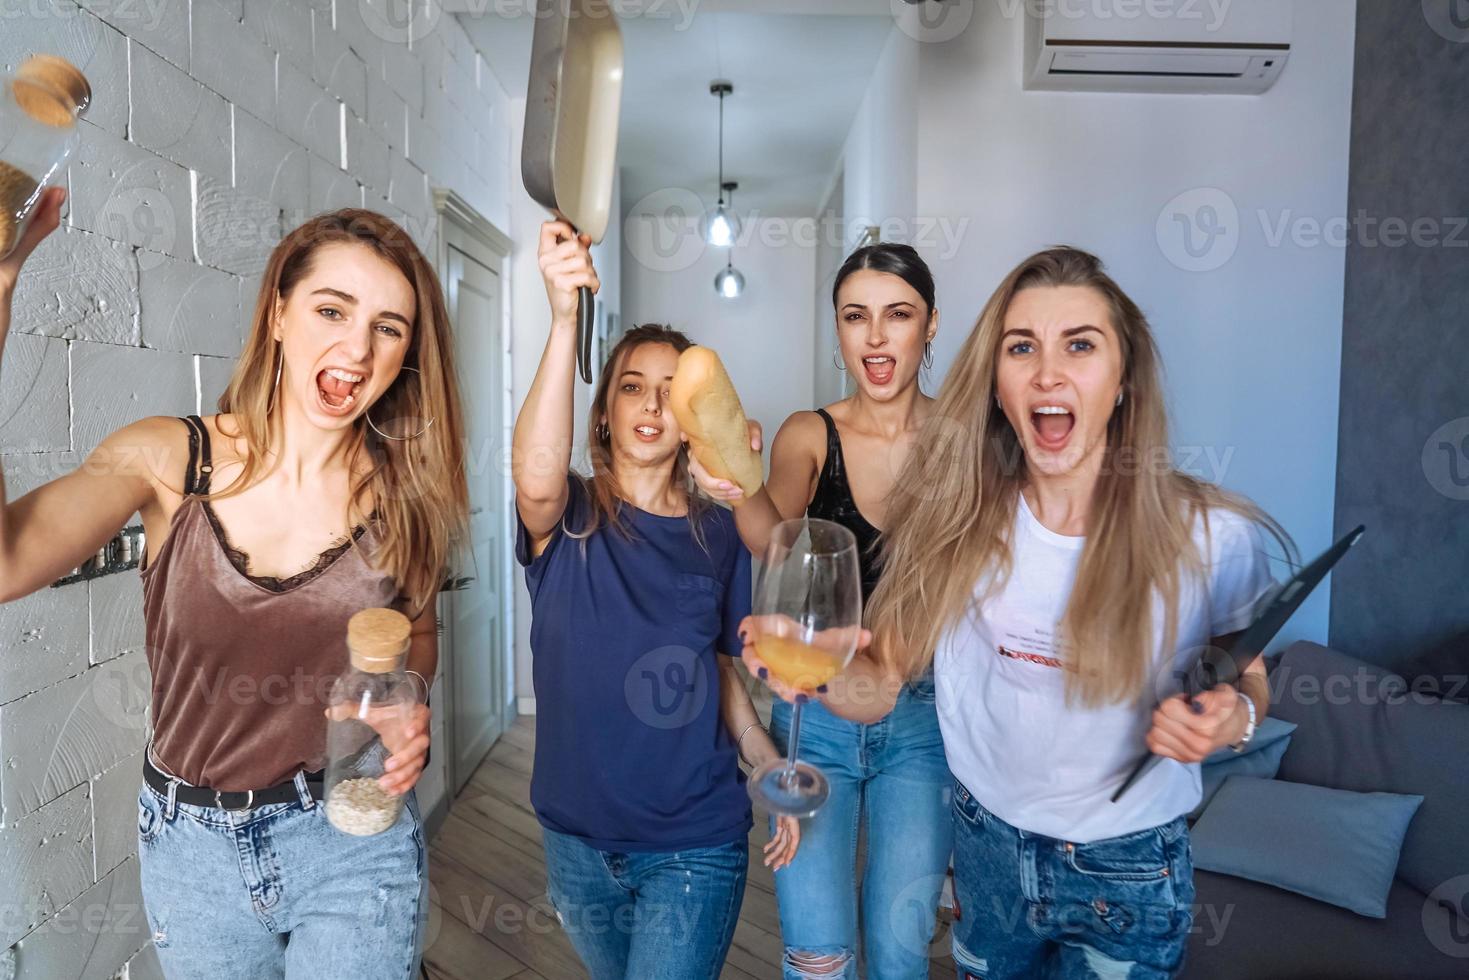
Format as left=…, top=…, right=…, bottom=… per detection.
left=0, top=161, right=40, bottom=258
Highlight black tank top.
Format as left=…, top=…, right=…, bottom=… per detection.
left=807, top=408, right=883, bottom=602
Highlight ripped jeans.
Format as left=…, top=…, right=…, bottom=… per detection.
left=949, top=780, right=1195, bottom=979
left=136, top=776, right=427, bottom=979
left=541, top=827, right=747, bottom=980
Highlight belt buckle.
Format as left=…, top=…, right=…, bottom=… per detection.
left=215, top=789, right=255, bottom=812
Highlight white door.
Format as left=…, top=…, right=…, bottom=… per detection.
left=445, top=243, right=509, bottom=794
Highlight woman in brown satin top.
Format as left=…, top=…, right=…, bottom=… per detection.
left=0, top=188, right=468, bottom=978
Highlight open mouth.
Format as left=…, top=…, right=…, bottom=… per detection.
left=862, top=355, right=895, bottom=386
left=316, top=368, right=365, bottom=415
left=1030, top=405, right=1075, bottom=450
left=633, top=423, right=663, bottom=443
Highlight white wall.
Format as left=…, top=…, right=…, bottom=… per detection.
left=835, top=3, right=1356, bottom=649
left=0, top=2, right=515, bottom=974
left=622, top=214, right=816, bottom=452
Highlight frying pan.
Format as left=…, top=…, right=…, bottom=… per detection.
left=522, top=0, right=624, bottom=383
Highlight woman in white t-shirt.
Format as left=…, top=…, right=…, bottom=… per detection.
left=739, top=246, right=1292, bottom=979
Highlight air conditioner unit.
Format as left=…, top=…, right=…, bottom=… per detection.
left=1023, top=0, right=1292, bottom=95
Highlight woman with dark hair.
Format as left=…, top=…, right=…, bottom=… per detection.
left=0, top=189, right=469, bottom=977
left=512, top=221, right=800, bottom=980
left=692, top=241, right=953, bottom=979
left=746, top=246, right=1292, bottom=978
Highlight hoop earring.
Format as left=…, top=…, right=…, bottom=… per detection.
left=923, top=341, right=934, bottom=370
left=365, top=366, right=437, bottom=441
left=267, top=344, right=282, bottom=414
left=832, top=348, right=846, bottom=372
left=595, top=420, right=610, bottom=441
left=1115, top=390, right=1124, bottom=407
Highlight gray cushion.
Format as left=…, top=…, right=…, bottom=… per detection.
left=1183, top=870, right=1467, bottom=979
left=1269, top=642, right=1469, bottom=901
left=1190, top=716, right=1296, bottom=819
left=1190, top=776, right=1422, bottom=917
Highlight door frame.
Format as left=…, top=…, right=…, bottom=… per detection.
left=431, top=189, right=514, bottom=833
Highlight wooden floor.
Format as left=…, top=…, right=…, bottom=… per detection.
left=422, top=715, right=956, bottom=979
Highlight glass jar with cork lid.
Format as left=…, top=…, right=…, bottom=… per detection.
left=324, top=607, right=421, bottom=836
left=0, top=54, right=91, bottom=260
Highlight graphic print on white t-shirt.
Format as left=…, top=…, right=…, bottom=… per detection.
left=934, top=493, right=1275, bottom=844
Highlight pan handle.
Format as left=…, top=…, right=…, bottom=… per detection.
left=577, top=285, right=594, bottom=384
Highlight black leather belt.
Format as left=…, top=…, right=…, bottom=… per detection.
left=144, top=753, right=325, bottom=812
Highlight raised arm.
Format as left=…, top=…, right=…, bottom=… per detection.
left=511, top=221, right=599, bottom=545
left=0, top=189, right=166, bottom=603
left=691, top=411, right=823, bottom=558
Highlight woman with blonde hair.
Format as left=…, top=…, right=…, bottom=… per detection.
left=0, top=189, right=467, bottom=978
left=743, top=246, right=1292, bottom=978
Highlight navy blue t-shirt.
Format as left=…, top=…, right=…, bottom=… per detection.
left=515, top=474, right=753, bottom=851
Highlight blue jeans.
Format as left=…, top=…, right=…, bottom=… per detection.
left=137, top=772, right=428, bottom=979
left=949, top=780, right=1195, bottom=980
left=541, top=826, right=748, bottom=980
left=769, top=679, right=955, bottom=979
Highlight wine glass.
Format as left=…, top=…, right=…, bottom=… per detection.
left=747, top=518, right=862, bottom=817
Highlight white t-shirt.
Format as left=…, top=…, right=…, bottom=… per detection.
left=934, top=493, right=1275, bottom=843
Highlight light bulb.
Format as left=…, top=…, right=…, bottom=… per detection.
left=714, top=265, right=745, bottom=299
left=704, top=204, right=741, bottom=247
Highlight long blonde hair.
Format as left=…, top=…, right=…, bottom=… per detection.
left=572, top=324, right=710, bottom=549
left=214, top=209, right=468, bottom=616
left=868, top=247, right=1291, bottom=706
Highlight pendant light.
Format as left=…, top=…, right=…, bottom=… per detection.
left=713, top=181, right=745, bottom=298
left=703, top=81, right=741, bottom=247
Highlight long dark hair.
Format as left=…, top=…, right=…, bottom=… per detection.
left=832, top=241, right=936, bottom=315
left=572, top=324, right=711, bottom=548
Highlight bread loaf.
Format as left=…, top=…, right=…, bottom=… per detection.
left=670, top=346, right=763, bottom=504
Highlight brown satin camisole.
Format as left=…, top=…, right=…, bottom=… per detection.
left=139, top=416, right=399, bottom=792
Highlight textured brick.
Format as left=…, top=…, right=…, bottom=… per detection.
left=344, top=111, right=391, bottom=202
left=310, top=9, right=368, bottom=120
left=70, top=343, right=194, bottom=453
left=243, top=0, right=313, bottom=74
left=275, top=58, right=342, bottom=166
left=233, top=109, right=310, bottom=213
left=0, top=336, right=70, bottom=454
left=88, top=572, right=144, bottom=667
left=10, top=228, right=137, bottom=345
left=0, top=2, right=129, bottom=136
left=129, top=41, right=233, bottom=183
left=366, top=68, right=409, bottom=151
left=192, top=173, right=283, bottom=279
left=307, top=153, right=362, bottom=215
left=196, top=354, right=237, bottom=414
left=89, top=751, right=141, bottom=878
left=0, top=650, right=149, bottom=822
left=382, top=40, right=424, bottom=116
left=189, top=0, right=277, bottom=127
left=8, top=858, right=150, bottom=980
left=0, top=783, right=93, bottom=946
left=68, top=121, right=191, bottom=265
left=77, top=0, right=190, bottom=70
left=139, top=251, right=245, bottom=357
left=0, top=582, right=89, bottom=708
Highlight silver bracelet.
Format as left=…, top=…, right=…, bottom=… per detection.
left=405, top=669, right=431, bottom=704
left=736, top=721, right=764, bottom=765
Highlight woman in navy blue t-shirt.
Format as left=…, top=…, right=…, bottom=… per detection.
left=512, top=222, right=800, bottom=980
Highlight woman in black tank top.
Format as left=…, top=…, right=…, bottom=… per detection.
left=691, top=243, right=954, bottom=979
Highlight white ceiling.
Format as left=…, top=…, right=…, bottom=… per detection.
left=453, top=1, right=897, bottom=217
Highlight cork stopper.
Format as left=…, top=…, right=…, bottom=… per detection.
left=347, top=607, right=412, bottom=673
left=12, top=54, right=91, bottom=127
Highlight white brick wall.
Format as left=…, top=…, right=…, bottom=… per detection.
left=0, top=1, right=515, bottom=972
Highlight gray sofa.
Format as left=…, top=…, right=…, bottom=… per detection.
left=1182, top=641, right=1469, bottom=979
